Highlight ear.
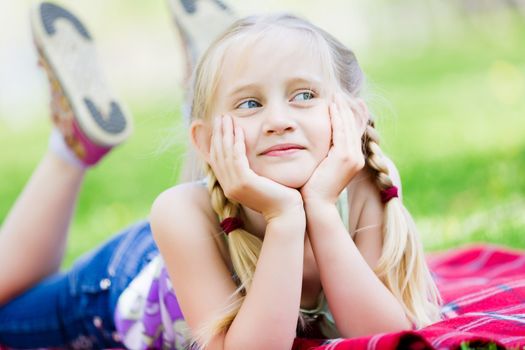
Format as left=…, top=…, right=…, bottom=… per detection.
left=189, top=119, right=212, bottom=162
left=352, top=98, right=370, bottom=137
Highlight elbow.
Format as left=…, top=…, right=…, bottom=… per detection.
left=223, top=328, right=295, bottom=350
left=381, top=315, right=413, bottom=334
left=338, top=312, right=412, bottom=338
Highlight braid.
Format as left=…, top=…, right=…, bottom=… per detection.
left=205, top=165, right=262, bottom=289
left=193, top=166, right=264, bottom=347
left=363, top=122, right=442, bottom=328
left=207, top=166, right=240, bottom=220
left=363, top=121, right=393, bottom=190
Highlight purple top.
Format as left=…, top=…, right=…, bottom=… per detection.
left=114, top=256, right=191, bottom=349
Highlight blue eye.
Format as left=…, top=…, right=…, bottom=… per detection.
left=292, top=91, right=315, bottom=102
left=237, top=100, right=262, bottom=109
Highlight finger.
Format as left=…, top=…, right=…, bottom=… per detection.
left=233, top=126, right=251, bottom=175
left=341, top=96, right=366, bottom=164
left=209, top=115, right=217, bottom=159
left=222, top=114, right=234, bottom=158
left=337, top=94, right=361, bottom=151
left=211, top=115, right=224, bottom=168
left=223, top=114, right=244, bottom=184
left=329, top=101, right=346, bottom=150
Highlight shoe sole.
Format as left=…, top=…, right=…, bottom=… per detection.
left=167, top=0, right=237, bottom=67
left=30, top=1, right=132, bottom=147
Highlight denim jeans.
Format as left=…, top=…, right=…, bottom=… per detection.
left=0, top=220, right=158, bottom=349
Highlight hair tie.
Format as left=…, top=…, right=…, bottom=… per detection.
left=380, top=186, right=398, bottom=204
left=220, top=217, right=244, bottom=235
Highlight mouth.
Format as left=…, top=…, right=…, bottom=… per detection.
left=259, top=143, right=306, bottom=156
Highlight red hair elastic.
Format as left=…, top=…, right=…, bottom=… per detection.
left=220, top=217, right=244, bottom=235
left=380, top=186, right=399, bottom=204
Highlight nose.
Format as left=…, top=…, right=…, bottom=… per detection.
left=262, top=103, right=296, bottom=135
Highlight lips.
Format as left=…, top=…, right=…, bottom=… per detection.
left=259, top=143, right=305, bottom=156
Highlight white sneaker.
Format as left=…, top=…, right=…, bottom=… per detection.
left=167, top=0, right=237, bottom=81
left=31, top=1, right=133, bottom=165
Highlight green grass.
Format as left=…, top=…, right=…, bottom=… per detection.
left=0, top=102, right=187, bottom=265
left=1, top=17, right=525, bottom=267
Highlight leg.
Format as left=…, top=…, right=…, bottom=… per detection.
left=0, top=220, right=157, bottom=349
left=0, top=2, right=132, bottom=305
left=0, top=272, right=101, bottom=349
left=0, top=152, right=84, bottom=305
left=0, top=273, right=73, bottom=348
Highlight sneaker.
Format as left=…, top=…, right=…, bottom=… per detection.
left=30, top=1, right=132, bottom=166
left=167, top=0, right=237, bottom=82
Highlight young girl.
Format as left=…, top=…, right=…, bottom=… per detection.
left=0, top=2, right=442, bottom=349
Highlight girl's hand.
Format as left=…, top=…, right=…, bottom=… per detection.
left=210, top=114, right=304, bottom=221
left=300, top=94, right=365, bottom=205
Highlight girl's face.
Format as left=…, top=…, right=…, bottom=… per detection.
left=210, top=29, right=333, bottom=188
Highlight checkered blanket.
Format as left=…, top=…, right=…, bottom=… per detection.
left=293, top=244, right=525, bottom=350
left=2, top=244, right=524, bottom=350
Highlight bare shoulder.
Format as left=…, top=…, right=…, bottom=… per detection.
left=344, top=167, right=386, bottom=270
left=150, top=181, right=230, bottom=269
left=345, top=155, right=402, bottom=269
left=346, top=154, right=402, bottom=234
left=149, top=182, right=237, bottom=342
left=151, top=181, right=216, bottom=234
left=345, top=168, right=382, bottom=237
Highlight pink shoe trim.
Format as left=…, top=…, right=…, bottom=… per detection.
left=71, top=120, right=111, bottom=166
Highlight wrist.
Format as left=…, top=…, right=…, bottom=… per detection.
left=301, top=189, right=339, bottom=207
left=265, top=205, right=306, bottom=231
left=304, top=201, right=341, bottom=231
left=303, top=198, right=337, bottom=211
left=262, top=194, right=304, bottom=223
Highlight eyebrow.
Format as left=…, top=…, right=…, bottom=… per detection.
left=227, top=76, right=323, bottom=97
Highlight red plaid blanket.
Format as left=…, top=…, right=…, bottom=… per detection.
left=2, top=245, right=523, bottom=350
left=293, top=244, right=525, bottom=350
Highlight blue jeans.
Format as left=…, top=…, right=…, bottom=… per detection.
left=0, top=220, right=158, bottom=349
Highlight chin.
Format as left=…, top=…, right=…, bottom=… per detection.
left=254, top=162, right=317, bottom=189
left=266, top=173, right=311, bottom=189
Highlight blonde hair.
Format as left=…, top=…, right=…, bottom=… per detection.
left=187, top=13, right=442, bottom=347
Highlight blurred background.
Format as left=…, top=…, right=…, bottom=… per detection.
left=1, top=0, right=524, bottom=266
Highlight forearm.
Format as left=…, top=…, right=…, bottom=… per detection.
left=225, top=210, right=305, bottom=350
left=305, top=201, right=411, bottom=337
